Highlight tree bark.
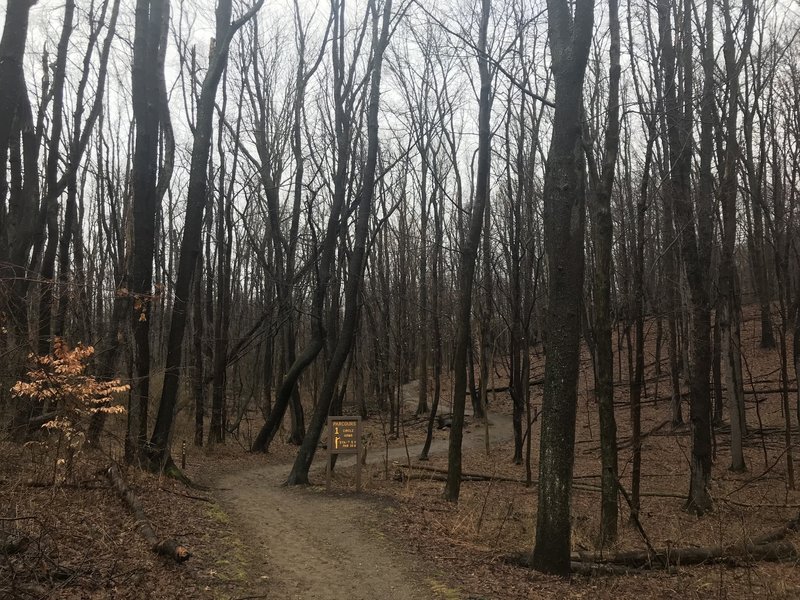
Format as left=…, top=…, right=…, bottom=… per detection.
left=192, top=254, right=205, bottom=446
left=0, top=1, right=40, bottom=322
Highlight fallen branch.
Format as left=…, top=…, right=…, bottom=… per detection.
left=24, top=478, right=107, bottom=489
left=396, top=464, right=525, bottom=484
left=397, top=464, right=685, bottom=499
left=105, top=465, right=191, bottom=562
left=613, top=473, right=661, bottom=565
left=396, top=471, right=490, bottom=483
left=464, top=378, right=545, bottom=395
left=720, top=499, right=800, bottom=509
left=587, top=419, right=669, bottom=453
left=26, top=411, right=59, bottom=429
left=158, top=486, right=213, bottom=503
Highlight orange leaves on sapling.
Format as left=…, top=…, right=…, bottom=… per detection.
left=12, top=339, right=129, bottom=482
left=11, top=337, right=129, bottom=432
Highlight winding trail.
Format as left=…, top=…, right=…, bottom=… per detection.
left=215, top=381, right=514, bottom=599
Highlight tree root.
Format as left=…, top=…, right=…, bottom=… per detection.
left=105, top=464, right=191, bottom=562
left=160, top=458, right=196, bottom=487
left=139, top=450, right=211, bottom=491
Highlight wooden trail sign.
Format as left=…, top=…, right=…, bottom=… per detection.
left=326, top=416, right=362, bottom=492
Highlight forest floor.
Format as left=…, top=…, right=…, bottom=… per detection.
left=3, top=304, right=800, bottom=599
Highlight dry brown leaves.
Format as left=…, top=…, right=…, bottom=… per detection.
left=0, top=439, right=269, bottom=600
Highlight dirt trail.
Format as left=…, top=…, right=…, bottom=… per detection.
left=215, top=382, right=513, bottom=599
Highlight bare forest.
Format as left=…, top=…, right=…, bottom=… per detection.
left=2, top=0, right=800, bottom=597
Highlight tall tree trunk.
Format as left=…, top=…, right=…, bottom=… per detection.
left=250, top=0, right=360, bottom=456
left=628, top=134, right=654, bottom=522
left=416, top=158, right=429, bottom=416
left=444, top=0, right=492, bottom=503
left=0, top=1, right=40, bottom=333
left=712, top=313, right=724, bottom=424
left=209, top=139, right=231, bottom=445
left=532, top=0, right=594, bottom=575
left=771, top=126, right=795, bottom=490
left=54, top=0, right=121, bottom=342
left=717, top=0, right=753, bottom=473
left=585, top=0, right=621, bottom=547
left=478, top=189, right=493, bottom=429
left=129, top=0, right=169, bottom=463
left=192, top=254, right=205, bottom=446
left=662, top=0, right=713, bottom=514
left=419, top=178, right=443, bottom=461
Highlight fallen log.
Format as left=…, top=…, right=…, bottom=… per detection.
left=24, top=478, right=107, bottom=489
left=399, top=464, right=528, bottom=485
left=573, top=540, right=797, bottom=568
left=504, top=551, right=672, bottom=575
left=463, top=378, right=544, bottom=395
left=748, top=513, right=800, bottom=545
left=158, top=486, right=213, bottom=503
left=395, top=471, right=489, bottom=483
left=105, top=465, right=191, bottom=562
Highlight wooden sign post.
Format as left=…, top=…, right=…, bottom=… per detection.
left=326, top=416, right=362, bottom=493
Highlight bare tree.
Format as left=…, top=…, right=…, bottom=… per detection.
left=660, top=0, right=713, bottom=514
left=148, top=0, right=262, bottom=469
left=53, top=0, right=122, bottom=345
left=716, top=0, right=754, bottom=473
left=444, top=0, right=492, bottom=503
left=0, top=0, right=41, bottom=350
left=285, top=0, right=394, bottom=485
left=584, top=0, right=621, bottom=545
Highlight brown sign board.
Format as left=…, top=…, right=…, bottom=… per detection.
left=326, top=416, right=362, bottom=492
left=328, top=417, right=361, bottom=454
